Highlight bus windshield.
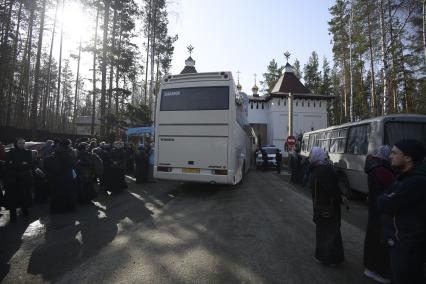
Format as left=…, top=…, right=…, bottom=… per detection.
left=160, top=86, right=229, bottom=111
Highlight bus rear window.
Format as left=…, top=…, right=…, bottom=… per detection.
left=160, top=87, right=229, bottom=111
left=385, top=122, right=426, bottom=145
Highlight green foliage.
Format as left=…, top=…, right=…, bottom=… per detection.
left=303, top=51, right=321, bottom=94
left=261, top=59, right=283, bottom=93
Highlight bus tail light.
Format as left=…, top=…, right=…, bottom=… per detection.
left=213, top=169, right=227, bottom=175
left=157, top=166, right=172, bottom=172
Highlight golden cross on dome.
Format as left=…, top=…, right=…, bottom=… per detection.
left=254, top=73, right=257, bottom=85
left=187, top=45, right=194, bottom=56
left=236, top=70, right=241, bottom=84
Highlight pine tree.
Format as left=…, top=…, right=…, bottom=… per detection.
left=261, top=59, right=283, bottom=93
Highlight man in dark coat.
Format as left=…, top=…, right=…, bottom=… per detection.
left=275, top=149, right=282, bottom=174
left=378, top=139, right=426, bottom=284
left=4, top=138, right=33, bottom=222
left=363, top=145, right=395, bottom=283
left=44, top=139, right=77, bottom=213
left=309, top=147, right=344, bottom=266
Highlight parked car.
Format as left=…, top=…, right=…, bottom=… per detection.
left=256, top=145, right=279, bottom=168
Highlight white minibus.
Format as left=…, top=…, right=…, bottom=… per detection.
left=300, top=114, right=426, bottom=197
left=153, top=71, right=255, bottom=185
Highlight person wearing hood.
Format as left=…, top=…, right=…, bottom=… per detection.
left=4, top=138, right=33, bottom=222
left=106, top=141, right=127, bottom=194
left=378, top=139, right=426, bottom=284
left=363, top=145, right=395, bottom=283
left=309, top=147, right=344, bottom=267
left=44, top=139, right=77, bottom=213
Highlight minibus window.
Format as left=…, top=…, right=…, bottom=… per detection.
left=347, top=125, right=370, bottom=155
left=385, top=122, right=426, bottom=146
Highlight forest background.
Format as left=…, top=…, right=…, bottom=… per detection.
left=0, top=0, right=424, bottom=140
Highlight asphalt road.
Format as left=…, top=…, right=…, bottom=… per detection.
left=0, top=170, right=375, bottom=284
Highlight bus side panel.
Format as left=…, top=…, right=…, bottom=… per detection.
left=157, top=136, right=228, bottom=169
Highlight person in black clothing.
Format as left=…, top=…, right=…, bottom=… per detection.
left=309, top=146, right=344, bottom=266
left=4, top=138, right=33, bottom=222
left=106, top=141, right=127, bottom=194
left=44, top=139, right=77, bottom=213
left=290, top=145, right=303, bottom=184
left=261, top=149, right=268, bottom=171
left=363, top=145, right=395, bottom=283
left=75, top=142, right=102, bottom=204
left=134, top=144, right=146, bottom=184
left=378, top=139, right=426, bottom=284
left=275, top=149, right=282, bottom=174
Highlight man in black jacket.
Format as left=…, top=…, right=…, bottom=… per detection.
left=378, top=139, right=426, bottom=284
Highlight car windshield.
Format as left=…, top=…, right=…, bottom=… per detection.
left=260, top=148, right=277, bottom=154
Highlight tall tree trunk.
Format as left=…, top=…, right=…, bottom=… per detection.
left=0, top=0, right=14, bottom=123
left=31, top=0, right=47, bottom=140
left=55, top=0, right=65, bottom=130
left=100, top=0, right=111, bottom=137
left=387, top=0, right=398, bottom=113
left=91, top=0, right=100, bottom=136
left=343, top=62, right=348, bottom=121
left=115, top=30, right=122, bottom=117
left=5, top=0, right=23, bottom=126
left=423, top=0, right=426, bottom=65
left=349, top=0, right=354, bottom=122
left=367, top=9, right=376, bottom=116
left=73, top=38, right=82, bottom=129
left=149, top=0, right=157, bottom=115
left=42, top=0, right=59, bottom=129
left=23, top=2, right=35, bottom=127
left=144, top=0, right=152, bottom=105
left=107, top=7, right=117, bottom=116
left=379, top=0, right=390, bottom=115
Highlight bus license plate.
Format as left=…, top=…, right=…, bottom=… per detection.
left=183, top=168, right=200, bottom=174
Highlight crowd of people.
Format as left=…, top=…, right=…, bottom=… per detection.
left=296, top=139, right=426, bottom=284
left=0, top=137, right=155, bottom=222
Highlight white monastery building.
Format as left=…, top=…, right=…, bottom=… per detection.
left=244, top=63, right=332, bottom=153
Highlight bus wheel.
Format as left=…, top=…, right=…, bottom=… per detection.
left=236, top=162, right=246, bottom=186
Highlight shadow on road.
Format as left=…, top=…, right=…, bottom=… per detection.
left=0, top=178, right=178, bottom=283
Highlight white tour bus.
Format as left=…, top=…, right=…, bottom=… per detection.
left=153, top=71, right=255, bottom=185
left=300, top=114, right=426, bottom=197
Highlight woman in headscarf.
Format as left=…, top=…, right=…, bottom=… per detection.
left=4, top=138, right=33, bottom=222
left=363, top=145, right=394, bottom=283
left=309, top=147, right=344, bottom=266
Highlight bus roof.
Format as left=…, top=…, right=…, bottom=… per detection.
left=162, top=72, right=233, bottom=85
left=303, top=114, right=426, bottom=136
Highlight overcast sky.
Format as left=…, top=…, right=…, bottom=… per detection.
left=167, top=0, right=335, bottom=95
